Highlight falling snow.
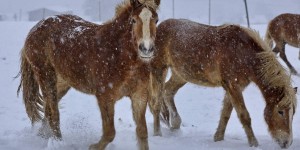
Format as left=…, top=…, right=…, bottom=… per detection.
left=1, top=19, right=300, bottom=150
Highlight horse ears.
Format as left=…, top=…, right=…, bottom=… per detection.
left=130, top=0, right=141, bottom=8
left=154, top=0, right=160, bottom=6
left=294, top=87, right=298, bottom=94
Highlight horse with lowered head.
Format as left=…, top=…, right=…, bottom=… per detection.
left=151, top=19, right=297, bottom=148
left=17, top=0, right=160, bottom=149
left=265, top=13, right=300, bottom=74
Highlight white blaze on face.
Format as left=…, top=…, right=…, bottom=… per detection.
left=139, top=8, right=153, bottom=50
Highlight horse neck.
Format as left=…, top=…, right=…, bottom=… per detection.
left=104, top=11, right=132, bottom=37
left=254, top=77, right=282, bottom=104
left=251, top=55, right=291, bottom=105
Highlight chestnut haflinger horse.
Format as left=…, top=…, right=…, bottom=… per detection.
left=265, top=13, right=300, bottom=75
left=17, top=0, right=160, bottom=149
left=152, top=19, right=297, bottom=148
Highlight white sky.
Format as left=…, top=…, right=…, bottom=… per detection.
left=0, top=0, right=300, bottom=24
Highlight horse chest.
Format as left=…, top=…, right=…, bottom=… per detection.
left=116, top=64, right=150, bottom=96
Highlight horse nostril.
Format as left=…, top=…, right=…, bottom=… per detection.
left=281, top=141, right=289, bottom=148
left=138, top=43, right=146, bottom=51
left=149, top=46, right=154, bottom=53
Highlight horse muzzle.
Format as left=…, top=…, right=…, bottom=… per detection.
left=277, top=139, right=292, bottom=149
left=274, top=132, right=292, bottom=149
left=138, top=43, right=154, bottom=61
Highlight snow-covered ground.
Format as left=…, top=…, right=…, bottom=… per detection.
left=1, top=22, right=300, bottom=150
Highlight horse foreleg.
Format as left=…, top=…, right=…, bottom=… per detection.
left=131, top=91, right=149, bottom=150
left=89, top=95, right=116, bottom=150
left=298, top=46, right=300, bottom=60
left=223, top=81, right=258, bottom=147
left=163, top=73, right=186, bottom=129
left=297, top=31, right=300, bottom=60
left=214, top=92, right=233, bottom=142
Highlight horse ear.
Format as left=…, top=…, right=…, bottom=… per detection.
left=294, top=87, right=298, bottom=94
left=130, top=0, right=141, bottom=8
left=154, top=0, right=160, bottom=6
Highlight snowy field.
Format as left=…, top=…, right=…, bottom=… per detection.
left=1, top=21, right=300, bottom=150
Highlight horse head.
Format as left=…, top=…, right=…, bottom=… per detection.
left=264, top=87, right=297, bottom=148
left=129, top=0, right=160, bottom=62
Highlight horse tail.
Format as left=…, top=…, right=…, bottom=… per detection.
left=264, top=24, right=273, bottom=49
left=17, top=48, right=44, bottom=125
left=160, top=98, right=170, bottom=126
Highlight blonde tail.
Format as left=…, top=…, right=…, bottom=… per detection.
left=17, top=48, right=44, bottom=125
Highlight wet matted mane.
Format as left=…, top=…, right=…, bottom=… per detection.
left=242, top=26, right=296, bottom=108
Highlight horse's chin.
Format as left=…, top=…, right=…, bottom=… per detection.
left=139, top=56, right=153, bottom=62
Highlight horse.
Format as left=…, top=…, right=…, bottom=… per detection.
left=265, top=13, right=300, bottom=75
left=151, top=19, right=297, bottom=148
left=16, top=0, right=160, bottom=149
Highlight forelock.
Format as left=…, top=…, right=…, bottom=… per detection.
left=139, top=7, right=152, bottom=21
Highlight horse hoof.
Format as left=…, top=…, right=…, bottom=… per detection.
left=89, top=143, right=101, bottom=150
left=249, top=138, right=259, bottom=147
left=170, top=115, right=181, bottom=129
left=291, top=69, right=298, bottom=75
left=153, top=130, right=162, bottom=136
left=213, top=133, right=224, bottom=142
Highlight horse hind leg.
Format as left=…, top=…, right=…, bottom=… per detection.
left=163, top=72, right=186, bottom=129
left=149, top=69, right=167, bottom=136
left=275, top=43, right=297, bottom=74
left=35, top=64, right=62, bottom=139
left=222, top=81, right=258, bottom=147
left=214, top=92, right=233, bottom=141
left=56, top=75, right=71, bottom=101
left=89, top=94, right=116, bottom=150
left=298, top=32, right=300, bottom=60
left=39, top=76, right=70, bottom=138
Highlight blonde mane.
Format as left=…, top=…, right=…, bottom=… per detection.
left=240, top=26, right=296, bottom=109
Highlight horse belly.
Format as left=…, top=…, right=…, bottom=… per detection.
left=285, top=36, right=299, bottom=48
left=172, top=62, right=222, bottom=87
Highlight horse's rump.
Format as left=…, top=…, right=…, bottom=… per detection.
left=267, top=13, right=300, bottom=48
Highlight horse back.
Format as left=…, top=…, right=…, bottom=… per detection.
left=156, top=19, right=262, bottom=86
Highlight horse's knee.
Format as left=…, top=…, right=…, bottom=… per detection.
left=136, top=126, right=148, bottom=139
left=238, top=112, right=251, bottom=126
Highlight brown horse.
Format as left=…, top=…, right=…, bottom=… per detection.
left=17, top=0, right=160, bottom=149
left=265, top=13, right=300, bottom=74
left=151, top=19, right=297, bottom=148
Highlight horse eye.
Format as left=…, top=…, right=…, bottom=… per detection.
left=278, top=110, right=284, bottom=116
